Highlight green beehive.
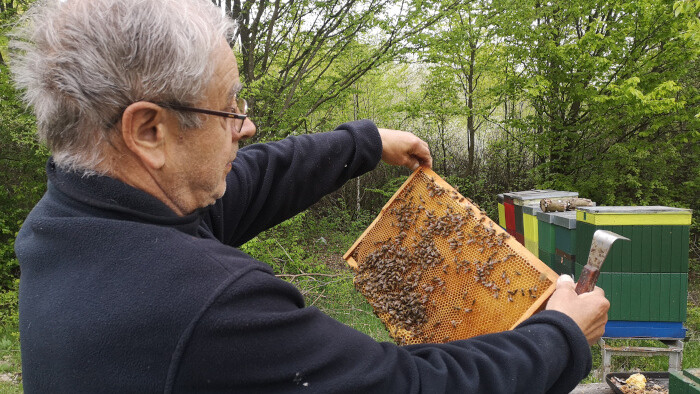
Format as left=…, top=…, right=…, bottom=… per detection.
left=574, top=264, right=688, bottom=322
left=551, top=211, right=576, bottom=277
left=522, top=205, right=540, bottom=258
left=576, top=206, right=692, bottom=273
left=537, top=211, right=557, bottom=273
left=670, top=369, right=700, bottom=394
left=536, top=211, right=576, bottom=276
left=574, top=206, right=692, bottom=323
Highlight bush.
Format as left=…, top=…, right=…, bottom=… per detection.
left=0, top=64, right=48, bottom=290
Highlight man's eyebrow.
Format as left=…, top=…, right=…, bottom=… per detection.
left=228, top=82, right=243, bottom=103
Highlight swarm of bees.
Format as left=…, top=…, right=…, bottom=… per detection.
left=345, top=168, right=557, bottom=345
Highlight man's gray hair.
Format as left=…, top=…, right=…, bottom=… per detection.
left=9, top=0, right=236, bottom=174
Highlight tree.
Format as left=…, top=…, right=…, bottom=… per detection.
left=490, top=0, right=698, bottom=189
left=212, top=0, right=458, bottom=140
left=415, top=0, right=501, bottom=176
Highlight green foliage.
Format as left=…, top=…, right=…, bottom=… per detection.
left=364, top=175, right=409, bottom=199
left=232, top=0, right=457, bottom=139
left=0, top=279, right=21, bottom=391
left=674, top=0, right=700, bottom=47
left=490, top=0, right=698, bottom=190
left=0, top=280, right=18, bottom=339
left=0, top=63, right=47, bottom=290
left=239, top=202, right=391, bottom=341
left=1, top=1, right=46, bottom=290
left=240, top=212, right=319, bottom=274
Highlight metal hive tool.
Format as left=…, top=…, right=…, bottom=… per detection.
left=343, top=168, right=558, bottom=345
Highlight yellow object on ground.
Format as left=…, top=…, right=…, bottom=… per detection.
left=625, top=373, right=646, bottom=390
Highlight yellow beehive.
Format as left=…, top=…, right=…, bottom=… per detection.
left=344, top=168, right=557, bottom=345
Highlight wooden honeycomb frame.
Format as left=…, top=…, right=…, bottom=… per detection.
left=344, top=168, right=558, bottom=345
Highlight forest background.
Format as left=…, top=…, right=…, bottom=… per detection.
left=0, top=0, right=699, bottom=389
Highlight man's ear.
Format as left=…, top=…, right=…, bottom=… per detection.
left=120, top=102, right=170, bottom=169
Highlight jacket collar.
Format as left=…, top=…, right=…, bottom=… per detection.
left=46, top=158, right=207, bottom=236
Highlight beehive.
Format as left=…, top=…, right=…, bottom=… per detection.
left=497, top=194, right=506, bottom=229
left=501, top=190, right=579, bottom=246
left=522, top=205, right=541, bottom=258
left=537, top=211, right=578, bottom=277
left=574, top=206, right=692, bottom=323
left=576, top=206, right=692, bottom=273
left=344, top=168, right=558, bottom=345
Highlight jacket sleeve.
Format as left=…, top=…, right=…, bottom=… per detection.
left=170, top=267, right=591, bottom=393
left=210, top=120, right=382, bottom=246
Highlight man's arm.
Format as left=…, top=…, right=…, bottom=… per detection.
left=213, top=121, right=431, bottom=246
left=170, top=266, right=593, bottom=393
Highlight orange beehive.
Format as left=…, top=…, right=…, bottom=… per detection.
left=343, top=168, right=558, bottom=345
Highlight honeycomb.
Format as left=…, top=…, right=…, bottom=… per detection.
left=343, top=168, right=558, bottom=345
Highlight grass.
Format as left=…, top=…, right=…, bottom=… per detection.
left=0, top=332, right=21, bottom=393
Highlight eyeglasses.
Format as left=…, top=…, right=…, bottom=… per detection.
left=162, top=98, right=248, bottom=134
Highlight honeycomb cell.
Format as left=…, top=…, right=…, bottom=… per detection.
left=344, top=168, right=558, bottom=345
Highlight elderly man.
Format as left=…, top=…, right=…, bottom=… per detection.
left=11, top=0, right=608, bottom=392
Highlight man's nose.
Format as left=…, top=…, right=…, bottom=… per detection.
left=237, top=118, right=256, bottom=140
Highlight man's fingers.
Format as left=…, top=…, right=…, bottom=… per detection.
left=378, top=128, right=433, bottom=171
left=557, top=274, right=574, bottom=284
left=580, top=286, right=606, bottom=299
left=555, top=274, right=576, bottom=292
left=412, top=141, right=432, bottom=169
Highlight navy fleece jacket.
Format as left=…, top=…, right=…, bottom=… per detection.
left=15, top=120, right=591, bottom=393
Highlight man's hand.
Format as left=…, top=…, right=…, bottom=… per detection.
left=378, top=128, right=432, bottom=171
left=545, top=275, right=610, bottom=345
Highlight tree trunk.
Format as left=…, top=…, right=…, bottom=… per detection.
left=440, top=121, right=448, bottom=176
left=466, top=38, right=476, bottom=176
left=354, top=87, right=361, bottom=216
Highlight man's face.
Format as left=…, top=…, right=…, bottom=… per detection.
left=165, top=40, right=256, bottom=213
